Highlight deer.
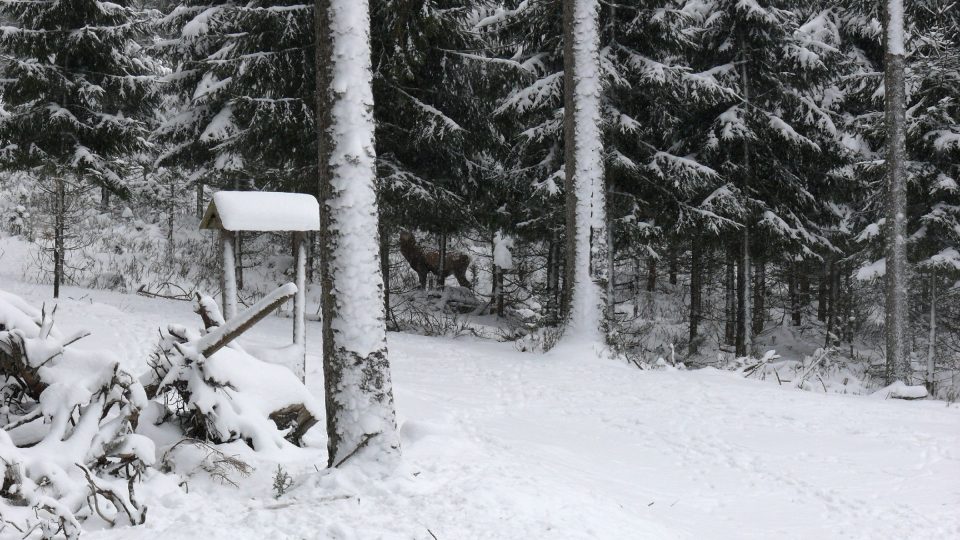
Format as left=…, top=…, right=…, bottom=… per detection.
left=399, top=230, right=471, bottom=289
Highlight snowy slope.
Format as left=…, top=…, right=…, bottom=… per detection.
left=1, top=277, right=958, bottom=539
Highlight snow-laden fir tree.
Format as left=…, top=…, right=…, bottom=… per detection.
left=838, top=0, right=960, bottom=386
left=684, top=0, right=846, bottom=356
left=371, top=0, right=493, bottom=298
left=0, top=0, right=161, bottom=297
left=315, top=0, right=400, bottom=467
left=156, top=0, right=237, bottom=209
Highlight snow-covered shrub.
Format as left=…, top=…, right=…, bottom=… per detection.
left=0, top=291, right=150, bottom=538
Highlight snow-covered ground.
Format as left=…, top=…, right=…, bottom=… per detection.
left=2, top=276, right=959, bottom=539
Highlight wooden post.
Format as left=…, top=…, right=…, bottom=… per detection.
left=220, top=229, right=237, bottom=320
left=293, top=231, right=307, bottom=381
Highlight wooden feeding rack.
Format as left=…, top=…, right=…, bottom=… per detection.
left=200, top=191, right=320, bottom=375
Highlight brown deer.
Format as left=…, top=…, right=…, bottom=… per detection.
left=399, top=230, right=471, bottom=289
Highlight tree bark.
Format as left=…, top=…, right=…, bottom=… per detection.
left=736, top=242, right=747, bottom=356
left=53, top=176, right=65, bottom=299
left=606, top=205, right=615, bottom=322
left=883, top=0, right=910, bottom=383
left=562, top=0, right=607, bottom=341
left=196, top=181, right=204, bottom=219
left=752, top=260, right=765, bottom=336
left=316, top=0, right=399, bottom=467
left=561, top=0, right=577, bottom=321
left=668, top=248, right=678, bottom=286
left=646, top=257, right=656, bottom=292
left=166, top=181, right=175, bottom=265
left=739, top=49, right=753, bottom=357
left=926, top=271, right=936, bottom=394
left=380, top=219, right=390, bottom=320
left=688, top=234, right=702, bottom=353
left=817, top=261, right=829, bottom=322
left=437, top=231, right=447, bottom=291
left=724, top=245, right=736, bottom=345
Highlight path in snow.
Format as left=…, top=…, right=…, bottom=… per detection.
left=2, top=281, right=958, bottom=539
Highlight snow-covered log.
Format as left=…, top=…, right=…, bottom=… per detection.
left=0, top=292, right=149, bottom=538
left=145, top=288, right=320, bottom=449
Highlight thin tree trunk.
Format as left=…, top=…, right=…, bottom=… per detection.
left=315, top=0, right=399, bottom=467
left=668, top=248, right=678, bottom=286
left=53, top=176, right=65, bottom=299
left=752, top=260, right=765, bottom=336
left=884, top=0, right=910, bottom=383
left=736, top=242, right=747, bottom=357
left=196, top=181, right=204, bottom=219
left=496, top=267, right=505, bottom=317
left=798, top=265, right=810, bottom=312
left=606, top=206, right=615, bottom=323
left=844, top=271, right=854, bottom=342
left=633, top=254, right=641, bottom=318
left=166, top=181, right=175, bottom=265
left=561, top=0, right=577, bottom=321
left=817, top=262, right=829, bottom=322
left=926, top=271, right=937, bottom=394
left=789, top=260, right=800, bottom=327
left=724, top=246, right=736, bottom=345
left=437, top=231, right=446, bottom=291
left=491, top=233, right=501, bottom=316
left=646, top=257, right=656, bottom=292
left=100, top=186, right=110, bottom=212
left=689, top=234, right=702, bottom=353
left=739, top=50, right=753, bottom=357
left=235, top=231, right=244, bottom=291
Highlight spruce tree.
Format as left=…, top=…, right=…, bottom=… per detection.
left=0, top=0, right=160, bottom=296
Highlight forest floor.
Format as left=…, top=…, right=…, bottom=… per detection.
left=1, top=272, right=958, bottom=540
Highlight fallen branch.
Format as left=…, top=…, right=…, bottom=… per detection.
left=334, top=432, right=380, bottom=468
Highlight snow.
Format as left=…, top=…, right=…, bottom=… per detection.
left=493, top=231, right=514, bottom=269
left=872, top=380, right=929, bottom=400
left=322, top=0, right=400, bottom=465
left=201, top=191, right=321, bottom=232
left=1, top=280, right=959, bottom=539
left=886, top=0, right=905, bottom=56
left=566, top=0, right=607, bottom=341
left=856, top=258, right=885, bottom=281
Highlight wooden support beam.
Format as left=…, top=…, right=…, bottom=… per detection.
left=191, top=283, right=297, bottom=359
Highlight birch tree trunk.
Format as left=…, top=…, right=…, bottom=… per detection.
left=315, top=0, right=400, bottom=467
left=562, top=0, right=607, bottom=342
left=884, top=0, right=910, bottom=383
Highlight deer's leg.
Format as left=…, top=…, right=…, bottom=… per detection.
left=455, top=268, right=470, bottom=288
left=418, top=268, right=428, bottom=289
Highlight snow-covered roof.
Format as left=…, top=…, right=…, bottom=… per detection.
left=200, top=191, right=320, bottom=232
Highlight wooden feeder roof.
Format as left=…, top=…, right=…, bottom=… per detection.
left=200, top=191, right=320, bottom=232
